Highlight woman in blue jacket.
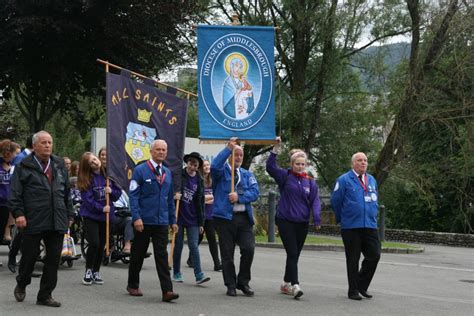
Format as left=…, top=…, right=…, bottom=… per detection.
left=266, top=137, right=321, bottom=299
left=78, top=152, right=121, bottom=285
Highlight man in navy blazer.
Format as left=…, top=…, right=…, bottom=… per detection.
left=331, top=152, right=381, bottom=301
left=127, top=139, right=179, bottom=302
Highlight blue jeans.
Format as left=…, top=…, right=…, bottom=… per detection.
left=173, top=225, right=203, bottom=278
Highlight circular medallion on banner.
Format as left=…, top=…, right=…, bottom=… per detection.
left=199, top=33, right=273, bottom=131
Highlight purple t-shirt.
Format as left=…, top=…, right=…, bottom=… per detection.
left=0, top=162, right=12, bottom=206
left=178, top=174, right=199, bottom=226
left=204, top=187, right=214, bottom=220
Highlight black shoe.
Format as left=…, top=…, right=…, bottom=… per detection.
left=186, top=257, right=193, bottom=268
left=348, top=292, right=362, bottom=300
left=226, top=287, right=237, bottom=297
left=214, top=263, right=222, bottom=271
left=236, top=284, right=254, bottom=297
left=36, top=297, right=61, bottom=307
left=14, top=285, right=25, bottom=302
left=8, top=256, right=16, bottom=273
left=359, top=289, right=373, bottom=298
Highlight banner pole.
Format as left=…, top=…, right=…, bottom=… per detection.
left=231, top=148, right=235, bottom=193
left=169, top=199, right=180, bottom=268
left=105, top=61, right=110, bottom=257
left=96, top=59, right=197, bottom=98
left=105, top=178, right=110, bottom=257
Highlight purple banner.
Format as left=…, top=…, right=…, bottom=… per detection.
left=106, top=72, right=188, bottom=193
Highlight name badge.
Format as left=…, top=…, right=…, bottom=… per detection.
left=364, top=196, right=372, bottom=202
left=371, top=193, right=378, bottom=202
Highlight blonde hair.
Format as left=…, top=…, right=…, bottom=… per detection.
left=290, top=151, right=307, bottom=165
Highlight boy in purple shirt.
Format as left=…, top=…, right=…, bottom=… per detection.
left=266, top=137, right=321, bottom=299
left=172, top=152, right=210, bottom=285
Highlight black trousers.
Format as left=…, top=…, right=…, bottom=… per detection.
left=0, top=205, right=10, bottom=240
left=9, top=228, right=23, bottom=258
left=214, top=212, right=255, bottom=289
left=83, top=218, right=106, bottom=272
left=203, top=219, right=221, bottom=266
left=341, top=228, right=381, bottom=294
left=276, top=218, right=309, bottom=285
left=127, top=225, right=172, bottom=294
left=16, top=230, right=64, bottom=301
left=191, top=219, right=221, bottom=266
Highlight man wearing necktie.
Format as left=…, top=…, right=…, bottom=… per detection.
left=9, top=131, right=74, bottom=307
left=127, top=139, right=179, bottom=302
left=211, top=137, right=260, bottom=297
left=331, top=152, right=381, bottom=301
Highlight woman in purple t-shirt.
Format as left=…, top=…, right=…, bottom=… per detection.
left=0, top=139, right=17, bottom=246
left=266, top=137, right=321, bottom=299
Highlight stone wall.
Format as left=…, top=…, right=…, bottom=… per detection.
left=256, top=194, right=473, bottom=247
left=310, top=225, right=474, bottom=248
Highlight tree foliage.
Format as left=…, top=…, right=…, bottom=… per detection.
left=379, top=1, right=473, bottom=233
left=0, top=0, right=206, bottom=133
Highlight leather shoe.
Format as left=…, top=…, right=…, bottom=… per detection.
left=126, top=286, right=143, bottom=296
left=348, top=292, right=362, bottom=300
left=236, top=284, right=254, bottom=297
left=14, top=285, right=25, bottom=302
left=162, top=291, right=179, bottom=302
left=359, top=289, right=373, bottom=298
left=36, top=297, right=61, bottom=307
left=226, top=287, right=237, bottom=296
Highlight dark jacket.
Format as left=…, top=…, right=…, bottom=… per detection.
left=9, top=153, right=74, bottom=234
left=180, top=168, right=205, bottom=227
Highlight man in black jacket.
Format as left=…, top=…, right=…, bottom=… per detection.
left=9, top=131, right=74, bottom=308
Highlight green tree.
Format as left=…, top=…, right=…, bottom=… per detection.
left=379, top=1, right=473, bottom=233
left=0, top=1, right=206, bottom=133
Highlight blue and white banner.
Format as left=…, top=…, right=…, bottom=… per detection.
left=197, top=25, right=275, bottom=141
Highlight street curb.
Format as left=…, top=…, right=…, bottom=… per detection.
left=254, top=242, right=425, bottom=254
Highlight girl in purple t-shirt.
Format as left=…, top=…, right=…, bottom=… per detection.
left=266, top=137, right=321, bottom=299
left=78, top=152, right=121, bottom=286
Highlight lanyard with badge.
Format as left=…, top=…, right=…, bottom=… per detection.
left=33, top=156, right=51, bottom=174
left=146, top=161, right=166, bottom=184
left=357, top=174, right=377, bottom=203
left=357, top=174, right=372, bottom=203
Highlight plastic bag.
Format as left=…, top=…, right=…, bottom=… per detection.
left=61, top=230, right=76, bottom=258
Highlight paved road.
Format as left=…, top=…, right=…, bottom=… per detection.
left=0, top=243, right=473, bottom=315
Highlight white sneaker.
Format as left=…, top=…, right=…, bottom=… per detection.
left=293, top=284, right=304, bottom=299
left=93, top=271, right=104, bottom=285
left=280, top=281, right=293, bottom=295
left=82, top=269, right=93, bottom=285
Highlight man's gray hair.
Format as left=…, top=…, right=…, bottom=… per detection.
left=351, top=152, right=367, bottom=164
left=32, top=130, right=51, bottom=144
left=151, top=139, right=167, bottom=150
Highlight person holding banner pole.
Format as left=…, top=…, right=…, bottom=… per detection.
left=266, top=137, right=321, bottom=299
left=127, top=139, right=179, bottom=302
left=211, top=137, right=259, bottom=297
left=172, top=152, right=210, bottom=285
left=77, top=152, right=121, bottom=285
